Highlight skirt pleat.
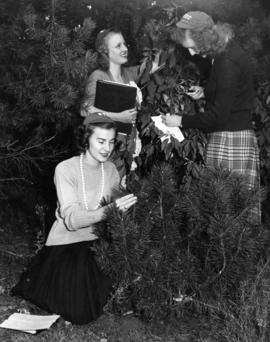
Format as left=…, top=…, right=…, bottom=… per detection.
left=205, top=130, right=261, bottom=222
left=12, top=241, right=112, bottom=325
left=205, top=130, right=260, bottom=189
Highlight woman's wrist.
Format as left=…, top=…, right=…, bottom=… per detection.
left=178, top=115, right=183, bottom=127
left=108, top=112, right=120, bottom=120
left=88, top=107, right=119, bottom=121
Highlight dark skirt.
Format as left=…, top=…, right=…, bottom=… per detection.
left=12, top=241, right=112, bottom=325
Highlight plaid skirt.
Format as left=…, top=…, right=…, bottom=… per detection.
left=205, top=130, right=260, bottom=190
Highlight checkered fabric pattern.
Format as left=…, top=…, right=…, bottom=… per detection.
left=205, top=130, right=261, bottom=222
left=205, top=130, right=260, bottom=189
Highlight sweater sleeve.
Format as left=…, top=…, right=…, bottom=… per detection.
left=182, top=56, right=240, bottom=131
left=54, top=163, right=104, bottom=231
left=127, top=65, right=140, bottom=83
left=80, top=70, right=101, bottom=116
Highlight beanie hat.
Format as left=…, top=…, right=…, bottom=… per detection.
left=176, top=11, right=214, bottom=31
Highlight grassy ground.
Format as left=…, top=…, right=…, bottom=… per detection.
left=0, top=209, right=216, bottom=342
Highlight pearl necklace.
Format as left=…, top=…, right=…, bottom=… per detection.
left=79, top=152, right=105, bottom=210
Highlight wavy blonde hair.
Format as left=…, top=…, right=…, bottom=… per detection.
left=172, top=22, right=234, bottom=56
left=95, top=28, right=122, bottom=71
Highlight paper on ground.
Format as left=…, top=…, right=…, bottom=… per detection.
left=151, top=115, right=184, bottom=142
left=0, top=313, right=60, bottom=334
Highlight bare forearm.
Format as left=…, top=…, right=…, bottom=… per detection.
left=81, top=104, right=121, bottom=120
left=81, top=104, right=136, bottom=124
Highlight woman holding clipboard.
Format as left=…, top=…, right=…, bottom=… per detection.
left=81, top=28, right=141, bottom=122
left=80, top=28, right=161, bottom=178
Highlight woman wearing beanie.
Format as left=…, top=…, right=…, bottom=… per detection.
left=12, top=113, right=137, bottom=324
left=163, top=11, right=260, bottom=221
left=80, top=28, right=161, bottom=178
left=81, top=28, right=142, bottom=178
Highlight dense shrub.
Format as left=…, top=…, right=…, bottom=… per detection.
left=1, top=0, right=270, bottom=200
left=0, top=0, right=96, bottom=205
left=0, top=0, right=270, bottom=333
left=93, top=165, right=269, bottom=321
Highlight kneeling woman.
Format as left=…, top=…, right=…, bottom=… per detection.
left=12, top=113, right=137, bottom=325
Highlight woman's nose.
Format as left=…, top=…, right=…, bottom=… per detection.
left=104, top=142, right=110, bottom=152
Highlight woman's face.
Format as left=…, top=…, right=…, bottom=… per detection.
left=88, top=127, right=116, bottom=163
left=181, top=29, right=199, bottom=56
left=106, top=33, right=128, bottom=65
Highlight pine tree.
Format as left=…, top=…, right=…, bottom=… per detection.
left=93, top=164, right=268, bottom=321
left=0, top=0, right=97, bottom=199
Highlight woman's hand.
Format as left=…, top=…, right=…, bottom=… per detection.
left=161, top=114, right=182, bottom=127
left=117, top=108, right=137, bottom=124
left=80, top=102, right=92, bottom=117
left=115, top=194, right=137, bottom=212
left=186, top=86, right=205, bottom=100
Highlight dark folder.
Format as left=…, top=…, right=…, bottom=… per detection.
left=95, top=80, right=137, bottom=135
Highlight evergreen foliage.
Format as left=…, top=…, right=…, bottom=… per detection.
left=215, top=258, right=270, bottom=341
left=0, top=0, right=97, bottom=201
left=93, top=165, right=268, bottom=321
left=0, top=0, right=270, bottom=333
left=133, top=3, right=270, bottom=210
left=1, top=0, right=270, bottom=201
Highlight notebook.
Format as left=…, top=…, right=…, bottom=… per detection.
left=0, top=313, right=60, bottom=334
left=95, top=80, right=137, bottom=135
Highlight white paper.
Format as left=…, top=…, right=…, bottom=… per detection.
left=0, top=313, right=60, bottom=334
left=151, top=115, right=184, bottom=142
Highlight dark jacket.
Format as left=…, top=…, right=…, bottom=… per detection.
left=182, top=41, right=255, bottom=133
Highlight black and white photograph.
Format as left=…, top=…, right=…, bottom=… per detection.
left=0, top=0, right=270, bottom=340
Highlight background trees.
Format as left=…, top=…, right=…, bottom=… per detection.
left=1, top=0, right=270, bottom=206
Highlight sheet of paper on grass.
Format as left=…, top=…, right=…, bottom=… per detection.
left=0, top=313, right=60, bottom=334
left=151, top=115, right=184, bottom=143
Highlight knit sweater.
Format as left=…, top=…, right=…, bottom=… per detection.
left=182, top=41, right=255, bottom=133
left=46, top=156, right=120, bottom=246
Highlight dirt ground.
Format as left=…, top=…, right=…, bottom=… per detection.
left=0, top=213, right=216, bottom=342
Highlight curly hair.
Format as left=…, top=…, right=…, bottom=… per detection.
left=75, top=122, right=117, bottom=154
left=95, top=28, right=122, bottom=71
left=172, top=22, right=234, bottom=56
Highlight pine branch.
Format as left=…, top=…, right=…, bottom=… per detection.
left=0, top=136, right=56, bottom=160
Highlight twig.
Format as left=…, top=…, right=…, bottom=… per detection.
left=0, top=136, right=56, bottom=160
left=0, top=177, right=29, bottom=183
left=0, top=250, right=25, bottom=259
